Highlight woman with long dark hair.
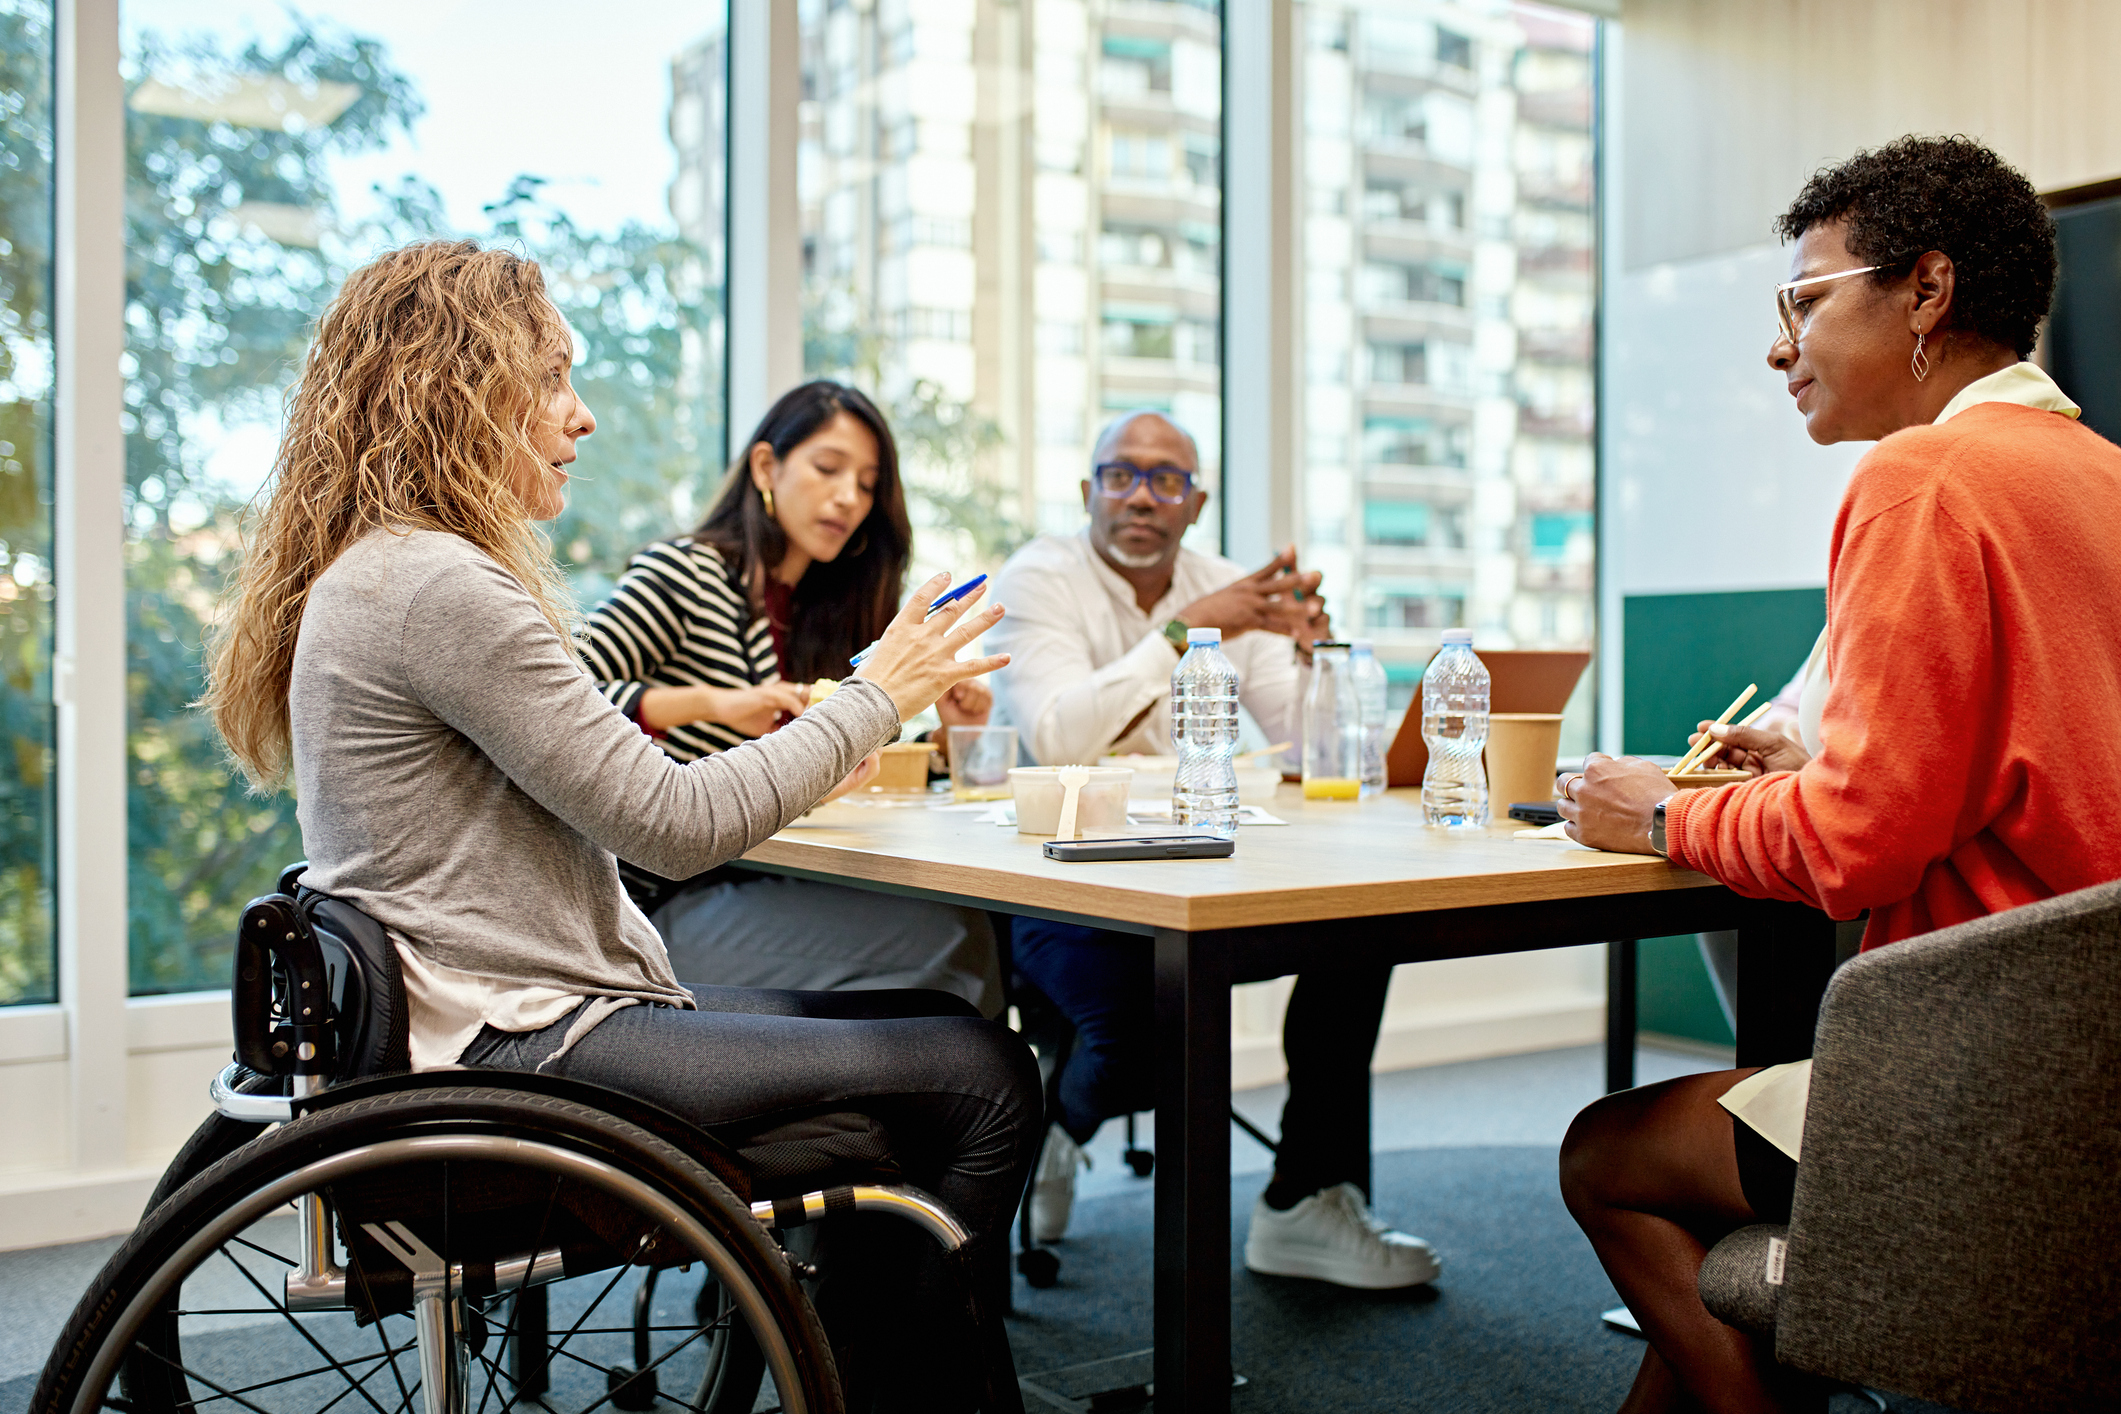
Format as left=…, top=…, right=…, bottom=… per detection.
left=579, top=381, right=1003, bottom=1011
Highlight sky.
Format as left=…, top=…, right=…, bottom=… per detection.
left=124, top=0, right=726, bottom=239
left=124, top=1, right=727, bottom=499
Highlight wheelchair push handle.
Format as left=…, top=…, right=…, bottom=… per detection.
left=233, top=893, right=334, bottom=1078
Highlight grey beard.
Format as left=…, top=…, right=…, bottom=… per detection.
left=1102, top=536, right=1170, bottom=568
left=1102, top=541, right=1167, bottom=569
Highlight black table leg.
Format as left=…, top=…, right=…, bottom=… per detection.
left=1734, top=902, right=1839, bottom=1068
left=1153, top=925, right=1233, bottom=1414
left=1605, top=939, right=1638, bottom=1093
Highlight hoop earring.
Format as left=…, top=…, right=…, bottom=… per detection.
left=848, top=531, right=869, bottom=557
left=761, top=485, right=776, bottom=518
left=1911, top=332, right=1930, bottom=383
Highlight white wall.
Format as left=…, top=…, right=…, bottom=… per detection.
left=1609, top=242, right=1864, bottom=598
left=1620, top=0, right=2121, bottom=272
left=0, top=995, right=226, bottom=1250
left=1230, top=948, right=1609, bottom=1092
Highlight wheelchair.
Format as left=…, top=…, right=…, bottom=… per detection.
left=34, top=866, right=998, bottom=1414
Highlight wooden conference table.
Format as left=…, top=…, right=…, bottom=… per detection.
left=741, top=785, right=1836, bottom=1413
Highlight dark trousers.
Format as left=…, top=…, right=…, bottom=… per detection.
left=1009, top=919, right=1394, bottom=1198
left=462, top=985, right=1039, bottom=1413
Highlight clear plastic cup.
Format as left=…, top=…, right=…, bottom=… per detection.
left=947, top=726, right=1018, bottom=802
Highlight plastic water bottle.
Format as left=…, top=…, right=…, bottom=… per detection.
left=1421, top=629, right=1491, bottom=827
left=1350, top=640, right=1389, bottom=799
left=1171, top=627, right=1242, bottom=839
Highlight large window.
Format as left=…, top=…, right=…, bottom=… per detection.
left=121, top=1, right=727, bottom=993
left=1300, top=1, right=1595, bottom=728
left=0, top=0, right=54, bottom=1006
left=798, top=0, right=1224, bottom=574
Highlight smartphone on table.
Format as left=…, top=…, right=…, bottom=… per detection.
left=1043, top=834, right=1235, bottom=862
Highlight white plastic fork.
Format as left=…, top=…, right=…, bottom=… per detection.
left=1054, top=764, right=1090, bottom=841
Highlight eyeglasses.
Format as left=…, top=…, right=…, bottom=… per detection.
left=1093, top=460, right=1196, bottom=504
left=1775, top=265, right=1880, bottom=345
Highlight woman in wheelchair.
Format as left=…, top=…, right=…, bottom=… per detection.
left=34, top=242, right=1040, bottom=1414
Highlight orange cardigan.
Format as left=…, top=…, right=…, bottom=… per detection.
left=1667, top=402, right=2121, bottom=947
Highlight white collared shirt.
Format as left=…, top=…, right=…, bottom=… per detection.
left=1932, top=359, right=2080, bottom=425
left=986, top=530, right=1304, bottom=766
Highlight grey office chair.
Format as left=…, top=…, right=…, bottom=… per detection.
left=1699, top=876, right=2121, bottom=1413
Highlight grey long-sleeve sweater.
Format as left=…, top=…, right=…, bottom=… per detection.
left=291, top=528, right=901, bottom=1017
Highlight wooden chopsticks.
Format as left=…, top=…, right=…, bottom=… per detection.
left=1679, top=701, right=1774, bottom=773
left=1668, top=684, right=1759, bottom=775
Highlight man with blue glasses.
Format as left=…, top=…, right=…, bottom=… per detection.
left=987, top=411, right=1437, bottom=1290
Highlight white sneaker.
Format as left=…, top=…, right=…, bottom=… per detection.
left=1243, top=1183, right=1442, bottom=1289
left=1029, top=1124, right=1088, bottom=1243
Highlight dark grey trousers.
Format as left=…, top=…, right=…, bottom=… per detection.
left=462, top=985, right=1040, bottom=1412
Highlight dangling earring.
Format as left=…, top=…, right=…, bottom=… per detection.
left=761, top=484, right=776, bottom=518
left=1911, top=332, right=1930, bottom=383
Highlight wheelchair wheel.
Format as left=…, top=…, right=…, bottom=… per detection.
left=33, top=1085, right=839, bottom=1414
left=138, top=1071, right=280, bottom=1216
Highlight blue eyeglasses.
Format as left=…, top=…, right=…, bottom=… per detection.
left=1093, top=460, right=1196, bottom=504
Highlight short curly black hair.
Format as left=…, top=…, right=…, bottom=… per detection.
left=1775, top=135, right=2055, bottom=359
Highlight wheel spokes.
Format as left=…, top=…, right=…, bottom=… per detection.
left=207, top=1240, right=399, bottom=1414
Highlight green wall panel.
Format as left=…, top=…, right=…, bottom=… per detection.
left=1621, top=588, right=1825, bottom=1045
left=1621, top=588, right=1826, bottom=757
left=1636, top=934, right=1735, bottom=1048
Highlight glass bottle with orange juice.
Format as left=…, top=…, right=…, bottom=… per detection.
left=1302, top=642, right=1363, bottom=800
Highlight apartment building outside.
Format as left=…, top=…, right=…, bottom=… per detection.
left=668, top=1, right=1596, bottom=725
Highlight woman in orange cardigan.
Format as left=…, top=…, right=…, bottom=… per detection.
left=1558, top=137, right=2121, bottom=1413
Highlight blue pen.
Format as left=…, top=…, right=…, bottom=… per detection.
left=849, top=573, right=989, bottom=667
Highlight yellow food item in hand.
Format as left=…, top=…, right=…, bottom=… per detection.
left=807, top=678, right=841, bottom=707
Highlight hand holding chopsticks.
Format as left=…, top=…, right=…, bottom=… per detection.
left=1682, top=701, right=1775, bottom=772
left=1668, top=684, right=1758, bottom=775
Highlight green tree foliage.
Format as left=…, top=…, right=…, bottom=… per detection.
left=0, top=0, right=54, bottom=1004
left=119, top=20, right=722, bottom=994
left=122, top=21, right=426, bottom=993
left=485, top=178, right=723, bottom=602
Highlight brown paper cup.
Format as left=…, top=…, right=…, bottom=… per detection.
left=1486, top=713, right=1566, bottom=811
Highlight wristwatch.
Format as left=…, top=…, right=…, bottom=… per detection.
left=1650, top=794, right=1677, bottom=857
left=1162, top=619, right=1191, bottom=654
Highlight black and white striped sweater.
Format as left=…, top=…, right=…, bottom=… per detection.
left=578, top=538, right=783, bottom=910
left=578, top=537, right=780, bottom=767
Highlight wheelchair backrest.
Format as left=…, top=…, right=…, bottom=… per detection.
left=233, top=863, right=410, bottom=1085
left=303, top=892, right=412, bottom=1079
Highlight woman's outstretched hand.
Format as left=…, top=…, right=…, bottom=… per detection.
left=851, top=572, right=1010, bottom=722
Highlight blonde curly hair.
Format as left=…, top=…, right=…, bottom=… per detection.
left=204, top=240, right=576, bottom=790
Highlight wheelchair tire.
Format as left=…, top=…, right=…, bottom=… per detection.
left=138, top=1070, right=281, bottom=1217
left=32, top=1084, right=842, bottom=1414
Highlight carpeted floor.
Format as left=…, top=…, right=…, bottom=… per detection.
left=1008, top=1143, right=1647, bottom=1412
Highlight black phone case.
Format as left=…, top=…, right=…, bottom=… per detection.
left=1508, top=802, right=1562, bottom=825
left=1043, top=836, right=1235, bottom=862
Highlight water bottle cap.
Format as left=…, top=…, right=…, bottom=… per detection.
left=1186, top=627, right=1222, bottom=645
left=1439, top=628, right=1474, bottom=645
